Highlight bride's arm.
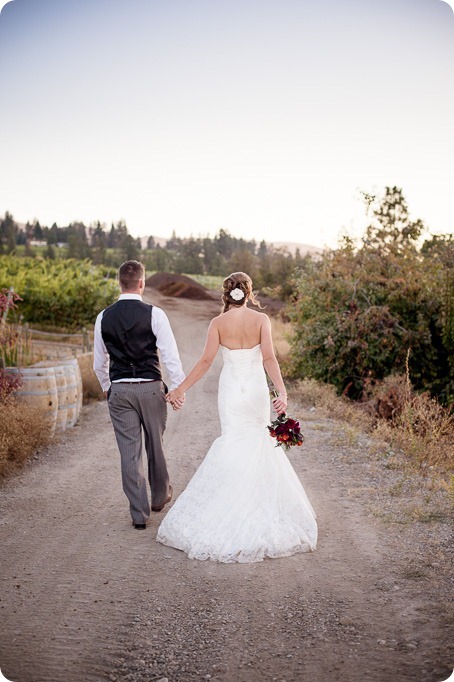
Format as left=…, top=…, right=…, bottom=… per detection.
left=167, top=319, right=220, bottom=403
left=260, top=315, right=287, bottom=413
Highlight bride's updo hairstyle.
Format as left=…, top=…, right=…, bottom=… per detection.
left=221, top=272, right=263, bottom=313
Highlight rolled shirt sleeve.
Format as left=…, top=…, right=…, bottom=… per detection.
left=151, top=306, right=186, bottom=389
left=93, top=310, right=111, bottom=392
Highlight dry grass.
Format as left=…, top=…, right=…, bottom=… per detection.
left=368, top=358, right=454, bottom=471
left=329, top=423, right=361, bottom=448
left=375, top=395, right=454, bottom=471
left=0, top=398, right=53, bottom=477
left=0, top=351, right=104, bottom=478
left=290, top=378, right=373, bottom=430
left=77, top=352, right=104, bottom=403
left=289, top=377, right=454, bottom=474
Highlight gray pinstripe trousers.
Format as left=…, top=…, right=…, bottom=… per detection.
left=107, top=381, right=169, bottom=524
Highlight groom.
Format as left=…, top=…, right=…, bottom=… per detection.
left=93, top=260, right=185, bottom=529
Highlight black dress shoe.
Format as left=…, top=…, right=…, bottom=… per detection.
left=152, top=485, right=173, bottom=512
left=133, top=523, right=146, bottom=530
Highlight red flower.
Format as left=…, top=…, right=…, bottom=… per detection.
left=267, top=411, right=304, bottom=451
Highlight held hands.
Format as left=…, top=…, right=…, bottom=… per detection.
left=272, top=393, right=287, bottom=415
left=166, top=388, right=186, bottom=411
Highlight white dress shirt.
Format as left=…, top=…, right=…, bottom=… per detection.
left=93, top=294, right=185, bottom=392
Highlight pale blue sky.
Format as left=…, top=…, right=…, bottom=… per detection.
left=0, top=0, right=453, bottom=248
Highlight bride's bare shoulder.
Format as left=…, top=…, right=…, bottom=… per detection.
left=251, top=309, right=270, bottom=322
left=209, top=314, right=224, bottom=329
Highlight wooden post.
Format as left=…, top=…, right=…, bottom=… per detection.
left=82, top=327, right=92, bottom=352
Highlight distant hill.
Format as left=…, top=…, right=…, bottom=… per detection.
left=140, top=235, right=322, bottom=256
left=270, top=241, right=322, bottom=256
left=139, top=235, right=168, bottom=249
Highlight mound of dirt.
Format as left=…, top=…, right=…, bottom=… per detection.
left=145, top=272, right=216, bottom=301
left=255, top=294, right=286, bottom=317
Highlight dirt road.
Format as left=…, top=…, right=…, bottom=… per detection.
left=0, top=290, right=452, bottom=682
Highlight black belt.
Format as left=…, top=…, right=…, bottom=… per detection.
left=114, top=380, right=160, bottom=384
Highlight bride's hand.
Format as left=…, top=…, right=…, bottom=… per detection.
left=272, top=393, right=287, bottom=415
left=166, top=388, right=185, bottom=411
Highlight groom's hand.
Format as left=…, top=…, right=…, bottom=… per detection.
left=172, top=394, right=185, bottom=410
left=166, top=390, right=186, bottom=411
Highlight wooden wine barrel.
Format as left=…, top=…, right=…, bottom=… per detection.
left=34, top=357, right=83, bottom=426
left=5, top=366, right=58, bottom=436
left=52, top=365, right=68, bottom=432
left=57, top=358, right=83, bottom=419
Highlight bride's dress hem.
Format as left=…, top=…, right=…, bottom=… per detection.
left=156, top=534, right=316, bottom=564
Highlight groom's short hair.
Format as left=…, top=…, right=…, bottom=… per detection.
left=118, top=260, right=145, bottom=291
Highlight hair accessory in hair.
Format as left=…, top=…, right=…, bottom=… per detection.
left=230, top=288, right=245, bottom=301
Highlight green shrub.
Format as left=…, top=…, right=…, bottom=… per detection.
left=0, top=257, right=118, bottom=329
left=288, top=187, right=453, bottom=404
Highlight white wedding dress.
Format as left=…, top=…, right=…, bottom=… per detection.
left=156, top=344, right=317, bottom=563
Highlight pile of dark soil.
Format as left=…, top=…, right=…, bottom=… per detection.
left=145, top=272, right=286, bottom=316
left=256, top=294, right=286, bottom=317
left=145, top=272, right=217, bottom=301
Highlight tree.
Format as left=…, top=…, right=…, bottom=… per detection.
left=227, top=250, right=258, bottom=281
left=201, top=236, right=225, bottom=275
left=32, top=220, right=44, bottom=240
left=421, top=233, right=454, bottom=267
left=174, top=237, right=204, bottom=274
left=258, top=240, right=268, bottom=258
left=360, top=186, right=424, bottom=251
left=121, top=234, right=141, bottom=262
left=107, top=224, right=118, bottom=248
left=0, top=212, right=17, bottom=253
left=90, top=222, right=107, bottom=264
left=16, top=227, right=27, bottom=246
left=145, top=245, right=175, bottom=272
left=288, top=187, right=453, bottom=403
left=47, top=223, right=60, bottom=245
left=67, top=222, right=90, bottom=259
left=215, top=228, right=235, bottom=259
left=165, top=230, right=184, bottom=253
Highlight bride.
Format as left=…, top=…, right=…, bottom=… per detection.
left=156, top=272, right=317, bottom=563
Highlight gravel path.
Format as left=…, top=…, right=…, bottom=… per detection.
left=0, top=291, right=452, bottom=682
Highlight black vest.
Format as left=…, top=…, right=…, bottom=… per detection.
left=101, top=300, right=162, bottom=382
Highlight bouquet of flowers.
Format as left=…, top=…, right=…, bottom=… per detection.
left=267, top=390, right=304, bottom=451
